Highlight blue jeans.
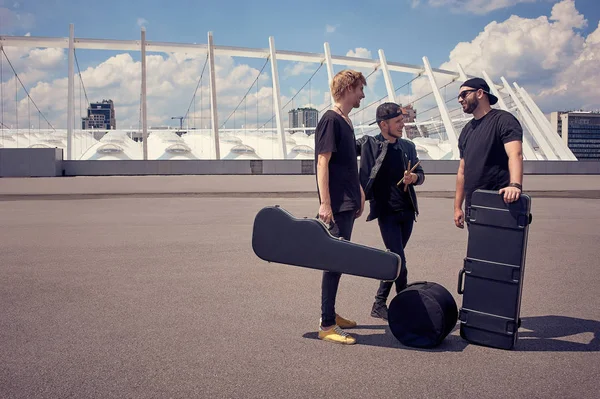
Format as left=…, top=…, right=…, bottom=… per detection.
left=320, top=210, right=355, bottom=328
left=374, top=211, right=414, bottom=304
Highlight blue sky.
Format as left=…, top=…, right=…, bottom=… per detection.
left=5, top=0, right=598, bottom=65
left=1, top=0, right=599, bottom=128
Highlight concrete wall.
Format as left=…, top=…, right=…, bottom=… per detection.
left=62, top=159, right=316, bottom=176
left=0, top=148, right=63, bottom=177
left=62, top=159, right=600, bottom=175
left=420, top=160, right=600, bottom=174
left=2, top=148, right=600, bottom=177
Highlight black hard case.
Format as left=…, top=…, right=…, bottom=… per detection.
left=252, top=206, right=400, bottom=281
left=457, top=189, right=532, bottom=350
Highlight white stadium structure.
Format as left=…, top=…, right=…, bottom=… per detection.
left=0, top=26, right=577, bottom=163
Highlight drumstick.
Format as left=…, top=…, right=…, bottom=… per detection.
left=403, top=160, right=421, bottom=191
left=397, top=160, right=422, bottom=186
left=409, top=160, right=421, bottom=173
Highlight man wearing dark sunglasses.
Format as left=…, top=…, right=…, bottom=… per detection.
left=454, top=77, right=524, bottom=229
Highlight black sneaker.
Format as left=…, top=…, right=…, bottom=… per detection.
left=370, top=302, right=388, bottom=320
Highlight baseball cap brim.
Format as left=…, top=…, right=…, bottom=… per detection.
left=487, top=92, right=499, bottom=105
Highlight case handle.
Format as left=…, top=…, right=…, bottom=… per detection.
left=457, top=268, right=466, bottom=295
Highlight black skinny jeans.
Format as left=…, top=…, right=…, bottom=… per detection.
left=321, top=210, right=356, bottom=328
left=374, top=211, right=414, bottom=305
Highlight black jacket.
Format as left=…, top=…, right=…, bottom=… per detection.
left=356, top=134, right=425, bottom=221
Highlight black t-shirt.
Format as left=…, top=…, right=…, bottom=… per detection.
left=372, top=143, right=413, bottom=214
left=458, top=108, right=522, bottom=209
left=314, top=110, right=361, bottom=213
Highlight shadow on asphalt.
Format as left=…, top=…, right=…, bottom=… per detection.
left=516, top=315, right=600, bottom=352
left=303, top=316, right=600, bottom=352
left=303, top=324, right=469, bottom=352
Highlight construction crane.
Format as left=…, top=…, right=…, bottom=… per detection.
left=171, top=116, right=184, bottom=130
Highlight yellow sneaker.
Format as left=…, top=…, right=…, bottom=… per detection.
left=335, top=314, right=357, bottom=329
left=318, top=325, right=356, bottom=345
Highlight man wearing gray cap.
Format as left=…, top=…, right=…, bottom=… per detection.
left=454, top=77, right=524, bottom=229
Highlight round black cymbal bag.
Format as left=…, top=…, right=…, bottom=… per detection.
left=388, top=281, right=458, bottom=348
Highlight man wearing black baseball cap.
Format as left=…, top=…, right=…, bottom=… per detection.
left=454, top=77, right=524, bottom=229
left=356, top=102, right=425, bottom=320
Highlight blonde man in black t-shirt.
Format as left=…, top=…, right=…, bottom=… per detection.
left=454, top=77, right=524, bottom=229
left=314, top=69, right=366, bottom=345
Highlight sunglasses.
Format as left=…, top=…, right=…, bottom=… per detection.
left=457, top=89, right=478, bottom=101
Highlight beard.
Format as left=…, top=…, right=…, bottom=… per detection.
left=462, top=97, right=479, bottom=114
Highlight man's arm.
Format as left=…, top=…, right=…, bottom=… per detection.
left=317, top=152, right=334, bottom=224
left=499, top=140, right=523, bottom=203
left=355, top=135, right=367, bottom=155
left=506, top=140, right=523, bottom=185
left=355, top=185, right=365, bottom=219
left=412, top=149, right=425, bottom=186
left=454, top=158, right=465, bottom=229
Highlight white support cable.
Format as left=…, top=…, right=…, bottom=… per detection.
left=269, top=36, right=287, bottom=159
left=0, top=46, right=56, bottom=131
left=220, top=57, right=269, bottom=129
left=67, top=24, right=74, bottom=160
left=141, top=27, right=148, bottom=161
left=514, top=83, right=566, bottom=160
left=500, top=76, right=558, bottom=160
left=207, top=31, right=220, bottom=159
left=74, top=49, right=90, bottom=106
left=455, top=62, right=468, bottom=82
left=323, top=42, right=335, bottom=106
left=0, top=46, right=3, bottom=141
left=515, top=83, right=577, bottom=161
left=422, top=56, right=459, bottom=159
left=481, top=70, right=509, bottom=111
left=183, top=54, right=209, bottom=125
left=378, top=49, right=396, bottom=103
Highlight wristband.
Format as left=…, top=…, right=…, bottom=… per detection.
left=509, top=183, right=522, bottom=190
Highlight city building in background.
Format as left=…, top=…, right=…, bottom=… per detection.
left=402, top=104, right=419, bottom=139
left=288, top=107, right=318, bottom=135
left=551, top=111, right=600, bottom=160
left=82, top=100, right=116, bottom=131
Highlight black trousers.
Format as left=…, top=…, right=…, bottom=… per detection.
left=320, top=210, right=355, bottom=328
left=374, top=211, right=414, bottom=305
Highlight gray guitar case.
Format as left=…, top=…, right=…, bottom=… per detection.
left=252, top=206, right=400, bottom=281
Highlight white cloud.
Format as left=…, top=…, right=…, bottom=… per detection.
left=419, top=0, right=539, bottom=14
left=2, top=0, right=597, bottom=132
left=137, top=17, right=148, bottom=28
left=390, top=0, right=597, bottom=120
left=410, top=0, right=421, bottom=8
left=27, top=48, right=66, bottom=69
left=283, top=62, right=316, bottom=77
left=435, top=0, right=599, bottom=112
left=0, top=47, right=286, bottom=130
left=535, top=21, right=600, bottom=111
left=550, top=0, right=586, bottom=29
left=346, top=47, right=372, bottom=59
left=325, top=24, right=339, bottom=33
